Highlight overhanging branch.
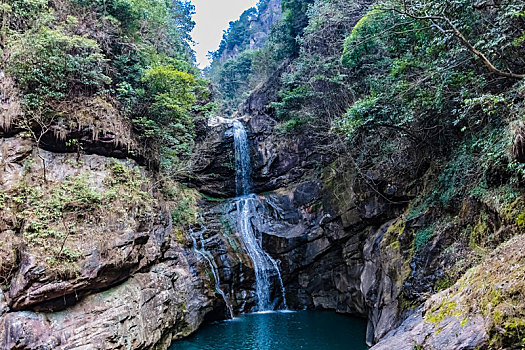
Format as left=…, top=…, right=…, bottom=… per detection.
left=380, top=4, right=525, bottom=79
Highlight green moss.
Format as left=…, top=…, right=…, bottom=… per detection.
left=175, top=229, right=187, bottom=245
left=406, top=199, right=431, bottom=221
left=163, top=183, right=199, bottom=227
left=515, top=213, right=525, bottom=230
left=426, top=300, right=460, bottom=324
left=435, top=276, right=454, bottom=292
left=468, top=216, right=489, bottom=254
left=341, top=9, right=383, bottom=67
left=3, top=159, right=161, bottom=278
left=427, top=236, right=525, bottom=349
left=14, top=174, right=103, bottom=249
left=490, top=318, right=525, bottom=349
left=320, top=162, right=355, bottom=212
left=384, top=219, right=406, bottom=250
left=388, top=219, right=406, bottom=237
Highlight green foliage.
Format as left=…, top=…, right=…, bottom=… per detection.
left=103, top=162, right=153, bottom=213
left=133, top=63, right=206, bottom=172
left=212, top=0, right=281, bottom=62
left=209, top=50, right=257, bottom=114
left=213, top=7, right=258, bottom=61
left=0, top=156, right=160, bottom=278
left=413, top=226, right=434, bottom=252
left=11, top=174, right=101, bottom=254
left=2, top=0, right=48, bottom=30
left=334, top=3, right=525, bottom=251
left=341, top=9, right=385, bottom=68
left=95, top=0, right=195, bottom=58
left=163, top=183, right=199, bottom=227
left=435, top=149, right=477, bottom=208
left=3, top=0, right=207, bottom=181
left=271, top=0, right=364, bottom=130
left=7, top=24, right=110, bottom=112
left=272, top=86, right=315, bottom=120
left=281, top=0, right=315, bottom=53
left=338, top=0, right=525, bottom=143
left=434, top=275, right=454, bottom=292
left=275, top=117, right=310, bottom=134
left=208, top=0, right=311, bottom=115
left=334, top=95, right=378, bottom=137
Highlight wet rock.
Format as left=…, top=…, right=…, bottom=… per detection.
left=292, top=181, right=321, bottom=207
left=361, top=221, right=411, bottom=345
left=188, top=123, right=236, bottom=198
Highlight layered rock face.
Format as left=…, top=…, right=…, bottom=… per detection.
left=189, top=115, right=404, bottom=326
left=2, top=113, right=523, bottom=349
left=0, top=137, right=214, bottom=349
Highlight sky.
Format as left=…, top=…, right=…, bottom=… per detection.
left=190, top=0, right=259, bottom=68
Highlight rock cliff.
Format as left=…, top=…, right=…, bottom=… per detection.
left=189, top=94, right=524, bottom=349
left=0, top=137, right=214, bottom=348
left=216, top=0, right=282, bottom=63
left=1, top=0, right=524, bottom=346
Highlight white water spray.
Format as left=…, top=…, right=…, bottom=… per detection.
left=231, top=120, right=287, bottom=311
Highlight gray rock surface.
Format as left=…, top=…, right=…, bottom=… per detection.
left=0, top=261, right=212, bottom=349
left=0, top=137, right=215, bottom=349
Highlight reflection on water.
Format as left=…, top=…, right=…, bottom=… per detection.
left=170, top=311, right=368, bottom=350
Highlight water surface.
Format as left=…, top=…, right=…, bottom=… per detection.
left=170, top=311, right=368, bottom=350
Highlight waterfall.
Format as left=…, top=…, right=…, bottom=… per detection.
left=231, top=120, right=287, bottom=311
left=233, top=121, right=252, bottom=196
left=191, top=226, right=234, bottom=319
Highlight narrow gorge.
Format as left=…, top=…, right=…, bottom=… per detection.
left=1, top=0, right=525, bottom=349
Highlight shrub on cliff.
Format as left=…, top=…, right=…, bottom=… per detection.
left=132, top=63, right=208, bottom=173
left=7, top=23, right=110, bottom=114
left=1, top=0, right=209, bottom=175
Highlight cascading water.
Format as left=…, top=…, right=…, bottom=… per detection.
left=190, top=226, right=234, bottom=318
left=231, top=120, right=287, bottom=311
left=233, top=121, right=252, bottom=196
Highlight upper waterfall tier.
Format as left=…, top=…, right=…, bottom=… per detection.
left=232, top=120, right=253, bottom=196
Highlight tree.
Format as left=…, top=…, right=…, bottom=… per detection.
left=281, top=0, right=315, bottom=55
left=380, top=0, right=525, bottom=79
